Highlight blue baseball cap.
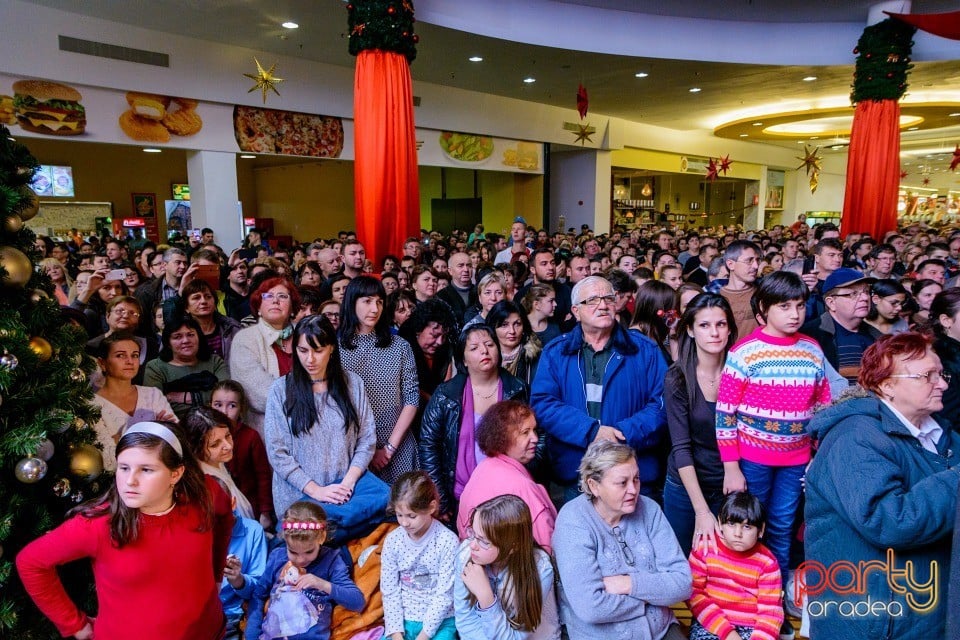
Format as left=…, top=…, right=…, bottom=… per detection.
left=513, top=216, right=527, bottom=225
left=823, top=268, right=876, bottom=295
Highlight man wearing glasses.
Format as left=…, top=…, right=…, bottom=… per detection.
left=801, top=268, right=877, bottom=383
left=720, top=240, right=762, bottom=338
left=531, top=275, right=668, bottom=506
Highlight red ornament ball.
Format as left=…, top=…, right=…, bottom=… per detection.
left=865, top=53, right=872, bottom=59
left=402, top=31, right=409, bottom=37
left=387, top=5, right=395, bottom=14
left=346, top=3, right=353, bottom=9
left=578, top=200, right=584, bottom=206
left=412, top=34, right=419, bottom=43
left=853, top=47, right=859, bottom=54
left=867, top=76, right=873, bottom=81
left=887, top=72, right=894, bottom=78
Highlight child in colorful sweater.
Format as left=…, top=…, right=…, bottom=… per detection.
left=715, top=272, right=829, bottom=633
left=689, top=491, right=783, bottom=640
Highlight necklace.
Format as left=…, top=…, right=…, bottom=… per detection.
left=473, top=382, right=498, bottom=400
left=696, top=367, right=721, bottom=388
left=311, top=378, right=326, bottom=384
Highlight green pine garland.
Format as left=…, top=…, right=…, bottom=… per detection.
left=0, top=124, right=103, bottom=639
left=347, top=0, right=418, bottom=62
left=850, top=18, right=916, bottom=103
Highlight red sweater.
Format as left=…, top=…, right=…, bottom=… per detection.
left=688, top=539, right=783, bottom=640
left=226, top=421, right=274, bottom=519
left=17, top=478, right=233, bottom=640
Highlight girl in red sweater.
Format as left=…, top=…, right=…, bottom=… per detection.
left=17, top=421, right=234, bottom=640
left=212, top=379, right=275, bottom=529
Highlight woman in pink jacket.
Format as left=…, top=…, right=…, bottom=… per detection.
left=456, top=400, right=556, bottom=554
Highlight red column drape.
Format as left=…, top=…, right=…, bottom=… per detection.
left=841, top=100, right=901, bottom=240
left=353, top=50, right=421, bottom=269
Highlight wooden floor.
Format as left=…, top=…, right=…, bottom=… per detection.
left=670, top=603, right=806, bottom=639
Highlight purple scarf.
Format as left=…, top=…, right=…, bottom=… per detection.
left=454, top=376, right=503, bottom=498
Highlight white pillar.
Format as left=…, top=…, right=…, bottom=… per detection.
left=186, top=151, right=242, bottom=250
left=549, top=148, right=612, bottom=234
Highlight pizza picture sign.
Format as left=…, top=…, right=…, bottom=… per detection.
left=233, top=105, right=344, bottom=158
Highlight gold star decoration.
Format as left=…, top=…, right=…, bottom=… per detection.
left=244, top=58, right=283, bottom=104
left=796, top=145, right=822, bottom=194
left=562, top=122, right=596, bottom=145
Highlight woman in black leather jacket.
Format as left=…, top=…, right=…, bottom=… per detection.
left=931, top=288, right=960, bottom=426
left=418, top=325, right=528, bottom=522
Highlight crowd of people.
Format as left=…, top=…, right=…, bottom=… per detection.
left=16, top=216, right=960, bottom=640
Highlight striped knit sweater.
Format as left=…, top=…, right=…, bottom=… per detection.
left=716, top=328, right=830, bottom=466
left=688, top=539, right=783, bottom=640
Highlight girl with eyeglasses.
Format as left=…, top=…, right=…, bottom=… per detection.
left=454, top=495, right=560, bottom=640
left=864, top=279, right=910, bottom=337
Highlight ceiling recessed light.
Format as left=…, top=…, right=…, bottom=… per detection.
left=143, top=148, right=162, bottom=153
left=240, top=154, right=257, bottom=159
left=739, top=133, right=748, bottom=137
left=752, top=122, right=763, bottom=126
left=635, top=72, right=648, bottom=78
left=523, top=77, right=536, bottom=84
left=803, top=76, right=818, bottom=82
left=908, top=126, right=919, bottom=131
left=797, top=140, right=806, bottom=144
left=810, top=136, right=819, bottom=140
left=469, top=56, right=483, bottom=62
left=689, top=87, right=701, bottom=93
left=950, top=112, right=960, bottom=117
left=282, top=21, right=298, bottom=29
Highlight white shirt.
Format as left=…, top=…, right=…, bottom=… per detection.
left=880, top=398, right=943, bottom=454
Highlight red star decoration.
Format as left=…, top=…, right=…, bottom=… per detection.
left=922, top=177, right=931, bottom=186
left=719, top=154, right=733, bottom=175
left=900, top=170, right=909, bottom=179
left=951, top=145, right=960, bottom=171
left=576, top=84, right=589, bottom=120
left=705, top=158, right=719, bottom=182
left=401, top=0, right=414, bottom=11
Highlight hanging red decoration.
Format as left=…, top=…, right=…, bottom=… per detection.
left=886, top=9, right=960, bottom=40
left=922, top=177, right=931, bottom=186
left=900, top=170, right=909, bottom=179
left=576, top=84, right=589, bottom=120
left=950, top=145, right=960, bottom=171
left=719, top=154, right=732, bottom=175
left=705, top=158, right=719, bottom=182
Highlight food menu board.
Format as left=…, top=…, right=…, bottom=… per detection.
left=31, top=165, right=75, bottom=197
left=420, top=131, right=543, bottom=174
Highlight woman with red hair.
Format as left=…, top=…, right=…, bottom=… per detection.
left=229, top=277, right=301, bottom=437
left=805, top=331, right=960, bottom=640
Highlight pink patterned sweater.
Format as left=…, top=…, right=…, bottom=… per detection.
left=716, top=329, right=831, bottom=466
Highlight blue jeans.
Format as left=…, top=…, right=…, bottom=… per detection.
left=662, top=475, right=725, bottom=558
left=739, top=460, right=804, bottom=586
left=301, top=471, right=390, bottom=545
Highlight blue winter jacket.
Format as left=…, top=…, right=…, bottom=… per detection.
left=805, top=389, right=960, bottom=640
left=531, top=323, right=667, bottom=486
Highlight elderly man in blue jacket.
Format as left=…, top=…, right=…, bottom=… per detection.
left=531, top=275, right=668, bottom=504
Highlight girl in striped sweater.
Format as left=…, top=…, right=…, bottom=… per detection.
left=689, top=491, right=783, bottom=640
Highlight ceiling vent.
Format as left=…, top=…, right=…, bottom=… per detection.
left=59, top=35, right=169, bottom=67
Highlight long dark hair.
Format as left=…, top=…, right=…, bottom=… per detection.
left=930, top=288, right=960, bottom=337
left=183, top=405, right=232, bottom=463
left=867, top=279, right=908, bottom=321
left=631, top=280, right=679, bottom=349
left=673, top=293, right=737, bottom=403
left=339, top=275, right=392, bottom=348
left=487, top=300, right=533, bottom=348
left=71, top=423, right=211, bottom=548
left=285, top=314, right=359, bottom=438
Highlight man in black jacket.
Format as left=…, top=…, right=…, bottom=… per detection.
left=435, top=251, right=476, bottom=326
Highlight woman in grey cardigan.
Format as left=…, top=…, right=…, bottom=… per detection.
left=552, top=440, right=691, bottom=640
left=264, top=314, right=389, bottom=544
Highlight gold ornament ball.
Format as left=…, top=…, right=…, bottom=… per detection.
left=0, top=246, right=33, bottom=289
left=29, top=336, right=53, bottom=362
left=1, top=214, right=24, bottom=234
left=69, top=444, right=104, bottom=481
left=18, top=185, right=40, bottom=221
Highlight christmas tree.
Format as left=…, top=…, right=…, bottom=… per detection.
left=0, top=125, right=102, bottom=639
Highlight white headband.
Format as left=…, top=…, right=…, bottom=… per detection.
left=123, top=422, right=183, bottom=457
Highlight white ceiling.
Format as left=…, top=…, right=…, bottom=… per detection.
left=20, top=0, right=960, bottom=186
